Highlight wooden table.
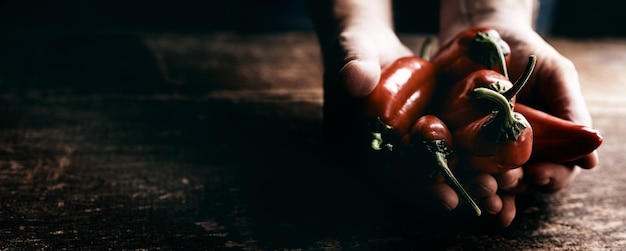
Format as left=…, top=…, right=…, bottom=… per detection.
left=0, top=32, right=624, bottom=250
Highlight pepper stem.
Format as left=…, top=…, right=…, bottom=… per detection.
left=369, top=117, right=394, bottom=151
left=433, top=151, right=482, bottom=216
left=470, top=32, right=509, bottom=79
left=420, top=36, right=435, bottom=60
left=503, top=55, right=537, bottom=100
left=473, top=88, right=527, bottom=142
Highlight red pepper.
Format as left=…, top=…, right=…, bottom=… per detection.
left=453, top=87, right=534, bottom=173
left=404, top=115, right=482, bottom=216
left=437, top=69, right=511, bottom=131
left=431, top=26, right=511, bottom=83
left=439, top=56, right=537, bottom=173
left=514, top=103, right=603, bottom=163
left=365, top=56, right=437, bottom=150
left=437, top=56, right=537, bottom=132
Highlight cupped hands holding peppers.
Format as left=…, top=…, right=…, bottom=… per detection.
left=308, top=0, right=602, bottom=228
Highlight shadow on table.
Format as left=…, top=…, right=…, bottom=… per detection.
left=192, top=101, right=556, bottom=250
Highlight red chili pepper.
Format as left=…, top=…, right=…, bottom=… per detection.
left=514, top=103, right=603, bottom=163
left=453, top=88, right=534, bottom=173
left=403, top=115, right=481, bottom=216
left=365, top=56, right=437, bottom=150
left=437, top=69, right=511, bottom=131
left=431, top=26, right=511, bottom=83
left=444, top=56, right=537, bottom=173
left=437, top=56, right=537, bottom=132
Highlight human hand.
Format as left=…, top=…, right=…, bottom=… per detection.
left=444, top=20, right=597, bottom=228
left=494, top=26, right=597, bottom=194
left=444, top=23, right=596, bottom=228
left=308, top=0, right=506, bottom=223
left=438, top=0, right=597, bottom=195
left=436, top=0, right=598, bottom=228
left=324, top=21, right=414, bottom=98
left=326, top=22, right=508, bottom=220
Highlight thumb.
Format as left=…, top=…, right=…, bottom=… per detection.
left=338, top=59, right=381, bottom=97
left=333, top=25, right=412, bottom=98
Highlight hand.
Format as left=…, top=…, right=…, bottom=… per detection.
left=461, top=26, right=596, bottom=226
left=309, top=1, right=503, bottom=223
left=437, top=0, right=597, bottom=227
left=325, top=21, right=413, bottom=98
left=431, top=171, right=508, bottom=220
left=496, top=26, right=597, bottom=193
left=307, top=0, right=413, bottom=98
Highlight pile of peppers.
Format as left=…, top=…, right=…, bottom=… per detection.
left=363, top=27, right=603, bottom=216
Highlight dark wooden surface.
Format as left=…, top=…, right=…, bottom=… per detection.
left=0, top=32, right=625, bottom=250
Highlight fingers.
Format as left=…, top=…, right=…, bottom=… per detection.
left=496, top=194, right=517, bottom=228
left=431, top=182, right=459, bottom=211
left=468, top=173, right=502, bottom=215
left=329, top=25, right=413, bottom=98
left=573, top=151, right=599, bottom=170
left=523, top=161, right=581, bottom=193
left=496, top=168, right=526, bottom=193
left=467, top=155, right=518, bottom=174
left=428, top=170, right=521, bottom=229
left=430, top=171, right=502, bottom=215
left=429, top=172, right=500, bottom=213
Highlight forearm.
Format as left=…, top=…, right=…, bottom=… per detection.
left=439, top=0, right=539, bottom=45
left=307, top=0, right=393, bottom=49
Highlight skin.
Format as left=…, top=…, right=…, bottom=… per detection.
left=308, top=0, right=598, bottom=228
left=441, top=0, right=598, bottom=224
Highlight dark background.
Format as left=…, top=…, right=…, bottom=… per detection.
left=1, top=0, right=625, bottom=37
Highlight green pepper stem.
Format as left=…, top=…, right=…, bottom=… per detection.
left=369, top=117, right=394, bottom=151
left=474, top=88, right=527, bottom=142
left=420, top=36, right=434, bottom=60
left=503, top=55, right=537, bottom=100
left=493, top=36, right=509, bottom=80
left=434, top=151, right=482, bottom=216
left=471, top=32, right=509, bottom=79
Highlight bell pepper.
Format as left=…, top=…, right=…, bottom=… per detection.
left=453, top=88, right=534, bottom=173
left=366, top=55, right=437, bottom=150
left=403, top=115, right=481, bottom=216
left=431, top=26, right=511, bottom=84
left=514, top=103, right=603, bottom=163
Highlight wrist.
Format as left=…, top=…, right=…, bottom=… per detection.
left=439, top=0, right=538, bottom=45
